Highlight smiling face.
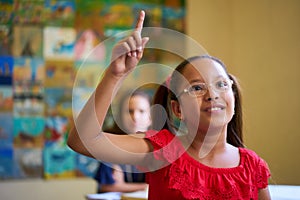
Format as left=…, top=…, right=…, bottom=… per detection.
left=172, top=58, right=235, bottom=133
left=121, top=95, right=152, bottom=133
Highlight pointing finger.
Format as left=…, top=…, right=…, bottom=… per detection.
left=135, top=10, right=145, bottom=32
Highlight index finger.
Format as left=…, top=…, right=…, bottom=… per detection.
left=135, top=10, right=145, bottom=32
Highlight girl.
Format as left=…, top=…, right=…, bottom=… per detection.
left=94, top=89, right=151, bottom=193
left=68, top=11, right=271, bottom=199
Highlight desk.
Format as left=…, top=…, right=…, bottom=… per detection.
left=86, top=190, right=148, bottom=200
left=269, top=185, right=300, bottom=200
left=87, top=185, right=300, bottom=200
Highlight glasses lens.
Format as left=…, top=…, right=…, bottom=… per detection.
left=214, top=79, right=231, bottom=92
left=188, top=83, right=206, bottom=97
left=183, top=79, right=232, bottom=97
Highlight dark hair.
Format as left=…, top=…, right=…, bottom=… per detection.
left=152, top=55, right=244, bottom=147
left=105, top=89, right=152, bottom=135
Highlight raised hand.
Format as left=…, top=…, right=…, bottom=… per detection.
left=109, top=10, right=149, bottom=78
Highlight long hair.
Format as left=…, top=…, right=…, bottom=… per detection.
left=151, top=55, right=244, bottom=147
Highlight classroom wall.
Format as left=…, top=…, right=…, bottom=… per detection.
left=0, top=1, right=185, bottom=200
left=187, top=0, right=300, bottom=185
left=1, top=1, right=299, bottom=199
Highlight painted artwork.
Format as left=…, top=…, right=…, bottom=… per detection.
left=72, top=86, right=114, bottom=130
left=0, top=0, right=186, bottom=180
left=0, top=56, right=13, bottom=86
left=14, top=148, right=43, bottom=178
left=0, top=86, right=13, bottom=112
left=44, top=0, right=76, bottom=26
left=75, top=0, right=105, bottom=34
left=101, top=3, right=134, bottom=32
left=13, top=0, right=45, bottom=24
left=75, top=29, right=106, bottom=62
left=13, top=81, right=44, bottom=117
left=133, top=3, right=162, bottom=27
left=13, top=117, right=45, bottom=148
left=43, top=27, right=76, bottom=60
left=0, top=113, right=13, bottom=148
left=0, top=0, right=14, bottom=24
left=13, top=57, right=45, bottom=83
left=44, top=60, right=75, bottom=88
left=43, top=142, right=76, bottom=179
left=13, top=57, right=45, bottom=117
left=74, top=60, right=104, bottom=88
left=44, top=116, right=69, bottom=142
left=163, top=6, right=186, bottom=32
left=72, top=87, right=94, bottom=118
left=12, top=26, right=43, bottom=57
left=0, top=147, right=14, bottom=179
left=0, top=25, right=12, bottom=56
left=44, top=88, right=72, bottom=117
left=76, top=154, right=99, bottom=177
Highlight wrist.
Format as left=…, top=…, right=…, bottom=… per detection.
left=104, top=67, right=126, bottom=81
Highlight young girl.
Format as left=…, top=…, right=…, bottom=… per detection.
left=94, top=89, right=151, bottom=193
left=68, top=11, right=271, bottom=199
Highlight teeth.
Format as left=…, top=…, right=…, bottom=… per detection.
left=210, top=107, right=222, bottom=111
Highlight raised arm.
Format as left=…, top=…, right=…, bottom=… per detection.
left=67, top=11, right=151, bottom=165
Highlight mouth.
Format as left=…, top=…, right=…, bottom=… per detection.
left=203, top=104, right=225, bottom=112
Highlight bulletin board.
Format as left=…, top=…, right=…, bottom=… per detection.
left=0, top=0, right=186, bottom=180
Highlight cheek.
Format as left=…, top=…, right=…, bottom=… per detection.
left=138, top=113, right=151, bottom=125
left=225, top=92, right=235, bottom=116
left=181, top=98, right=201, bottom=120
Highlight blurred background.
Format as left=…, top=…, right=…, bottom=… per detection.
left=0, top=0, right=299, bottom=199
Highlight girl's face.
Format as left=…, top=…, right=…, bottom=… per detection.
left=175, top=58, right=235, bottom=132
left=121, top=95, right=152, bottom=133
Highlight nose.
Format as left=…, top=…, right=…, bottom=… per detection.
left=205, top=87, right=219, bottom=101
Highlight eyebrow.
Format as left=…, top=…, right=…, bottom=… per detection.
left=188, top=79, right=204, bottom=84
left=188, top=75, right=226, bottom=84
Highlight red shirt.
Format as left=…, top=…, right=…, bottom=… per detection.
left=144, top=129, right=270, bottom=200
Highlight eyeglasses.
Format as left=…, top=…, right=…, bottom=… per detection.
left=177, top=78, right=233, bottom=98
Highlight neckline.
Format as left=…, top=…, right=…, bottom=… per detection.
left=183, top=147, right=244, bottom=173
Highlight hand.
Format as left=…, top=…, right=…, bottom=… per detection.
left=109, top=10, right=149, bottom=78
left=112, top=165, right=125, bottom=183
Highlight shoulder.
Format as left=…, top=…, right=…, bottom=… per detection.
left=240, top=147, right=270, bottom=174
left=239, top=147, right=271, bottom=189
left=144, top=129, right=185, bottom=163
left=240, top=147, right=264, bottom=163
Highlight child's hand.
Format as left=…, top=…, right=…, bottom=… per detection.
left=109, top=10, right=149, bottom=78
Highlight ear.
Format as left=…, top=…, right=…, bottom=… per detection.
left=170, top=100, right=182, bottom=120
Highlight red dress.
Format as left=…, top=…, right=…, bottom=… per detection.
left=144, top=129, right=270, bottom=200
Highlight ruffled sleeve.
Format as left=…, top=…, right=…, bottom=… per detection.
left=256, top=157, right=271, bottom=189
left=145, top=129, right=186, bottom=163
left=241, top=148, right=271, bottom=189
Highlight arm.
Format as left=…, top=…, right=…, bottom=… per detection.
left=258, top=187, right=271, bottom=200
left=67, top=11, right=151, bottom=165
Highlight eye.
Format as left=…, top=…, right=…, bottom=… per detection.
left=190, top=83, right=206, bottom=92
left=215, top=80, right=230, bottom=89
left=139, top=109, right=145, bottom=114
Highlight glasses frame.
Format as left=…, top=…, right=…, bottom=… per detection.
left=177, top=78, right=234, bottom=98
